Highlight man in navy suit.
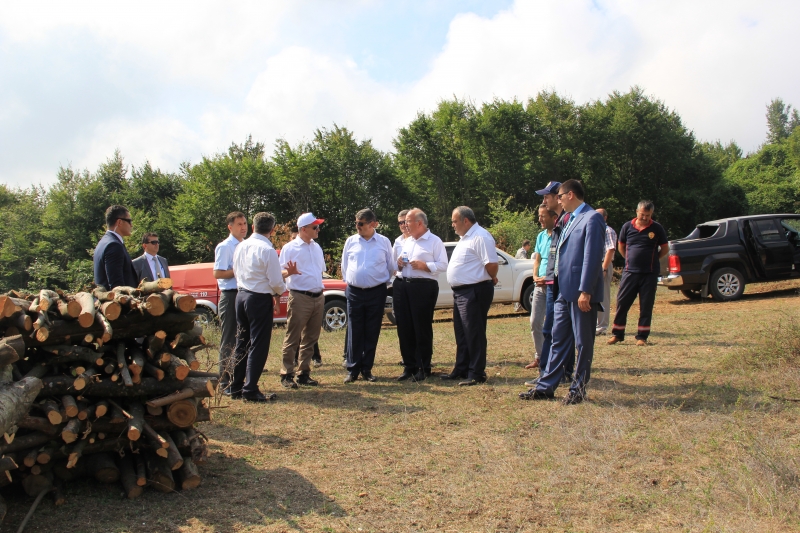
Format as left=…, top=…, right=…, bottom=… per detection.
left=93, top=205, right=138, bottom=290
left=132, top=232, right=171, bottom=283
left=520, top=180, right=605, bottom=404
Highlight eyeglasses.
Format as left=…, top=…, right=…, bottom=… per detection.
left=398, top=221, right=406, bottom=226
left=310, top=225, right=319, bottom=231
left=356, top=221, right=367, bottom=227
left=556, top=192, right=569, bottom=199
left=118, top=217, right=132, bottom=225
left=146, top=240, right=160, bottom=245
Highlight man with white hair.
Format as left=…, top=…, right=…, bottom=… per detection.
left=279, top=212, right=327, bottom=388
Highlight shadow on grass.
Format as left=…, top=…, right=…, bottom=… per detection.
left=666, top=286, right=800, bottom=306
left=588, top=375, right=767, bottom=412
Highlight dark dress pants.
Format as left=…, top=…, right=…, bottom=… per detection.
left=231, top=290, right=274, bottom=395
left=394, top=278, right=438, bottom=373
left=540, top=282, right=575, bottom=377
left=345, top=284, right=388, bottom=375
left=536, top=294, right=599, bottom=397
left=217, top=289, right=238, bottom=387
left=452, top=281, right=494, bottom=380
left=611, top=272, right=658, bottom=341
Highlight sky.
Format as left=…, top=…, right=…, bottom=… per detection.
left=1, top=0, right=798, bottom=188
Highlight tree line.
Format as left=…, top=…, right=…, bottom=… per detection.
left=1, top=87, right=798, bottom=292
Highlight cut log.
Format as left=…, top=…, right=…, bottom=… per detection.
left=108, top=404, right=125, bottom=424
left=24, top=364, right=49, bottom=380
left=128, top=347, right=145, bottom=378
left=0, top=295, right=16, bottom=318
left=171, top=291, right=196, bottom=313
left=73, top=292, right=96, bottom=328
left=18, top=415, right=60, bottom=435
left=0, top=432, right=51, bottom=455
left=116, top=343, right=133, bottom=387
left=94, top=400, right=109, bottom=418
left=118, top=453, right=144, bottom=499
left=42, top=344, right=106, bottom=366
left=0, top=335, right=25, bottom=365
left=77, top=401, right=90, bottom=421
left=9, top=311, right=33, bottom=331
left=53, top=457, right=87, bottom=482
left=0, top=376, right=43, bottom=436
left=143, top=362, right=165, bottom=381
left=36, top=442, right=60, bottom=464
left=21, top=471, right=53, bottom=497
left=73, top=368, right=99, bottom=391
left=186, top=370, right=221, bottom=379
left=160, top=431, right=184, bottom=471
left=143, top=292, right=170, bottom=317
left=38, top=376, right=217, bottom=399
left=126, top=402, right=144, bottom=441
left=142, top=422, right=169, bottom=458
left=95, top=311, right=113, bottom=343
left=99, top=301, right=121, bottom=321
left=57, top=298, right=81, bottom=319
left=167, top=398, right=198, bottom=428
left=146, top=405, right=163, bottom=416
left=23, top=448, right=38, bottom=468
left=145, top=330, right=167, bottom=358
left=0, top=455, right=19, bottom=472
left=186, top=428, right=208, bottom=465
left=2, top=326, right=20, bottom=337
left=61, top=395, right=78, bottom=418
left=61, top=418, right=82, bottom=443
left=37, top=290, right=60, bottom=312
left=172, top=346, right=200, bottom=370
left=138, top=278, right=173, bottom=293
left=66, top=438, right=88, bottom=468
left=146, top=388, right=194, bottom=409
left=52, top=480, right=66, bottom=506
left=170, top=430, right=189, bottom=449
left=145, top=453, right=174, bottom=493
left=87, top=452, right=120, bottom=483
left=92, top=288, right=115, bottom=302
left=134, top=453, right=146, bottom=486
left=162, top=354, right=190, bottom=381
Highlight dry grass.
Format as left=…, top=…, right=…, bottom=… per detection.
left=4, top=281, right=800, bottom=532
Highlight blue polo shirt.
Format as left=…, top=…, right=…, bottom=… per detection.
left=534, top=230, right=552, bottom=277
left=619, top=219, right=668, bottom=274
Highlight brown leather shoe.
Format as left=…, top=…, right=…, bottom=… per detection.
left=524, top=358, right=539, bottom=370
left=636, top=339, right=647, bottom=346
left=607, top=336, right=622, bottom=345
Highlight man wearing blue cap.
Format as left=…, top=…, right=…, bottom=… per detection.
left=523, top=181, right=574, bottom=386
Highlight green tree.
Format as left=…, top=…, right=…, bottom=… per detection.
left=766, top=98, right=799, bottom=144
left=486, top=197, right=540, bottom=252
left=724, top=143, right=800, bottom=214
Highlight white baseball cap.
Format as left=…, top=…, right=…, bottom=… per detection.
left=297, top=212, right=324, bottom=228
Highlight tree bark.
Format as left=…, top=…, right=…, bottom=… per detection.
left=61, top=395, right=78, bottom=418
left=0, top=335, right=25, bottom=366
left=146, top=388, right=194, bottom=409
left=38, top=376, right=217, bottom=398
left=167, top=398, right=198, bottom=428
left=73, top=292, right=96, bottom=328
left=0, top=376, right=43, bottom=436
left=145, top=452, right=175, bottom=493
left=86, top=452, right=120, bottom=483
left=118, top=453, right=144, bottom=499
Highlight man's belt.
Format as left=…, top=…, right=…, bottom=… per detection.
left=290, top=289, right=322, bottom=298
left=349, top=284, right=385, bottom=290
left=402, top=277, right=437, bottom=283
left=220, top=289, right=238, bottom=293
left=452, top=280, right=493, bottom=290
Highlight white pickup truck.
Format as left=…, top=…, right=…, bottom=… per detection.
left=384, top=242, right=536, bottom=322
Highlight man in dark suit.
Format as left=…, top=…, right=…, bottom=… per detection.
left=520, top=179, right=605, bottom=404
left=93, top=205, right=138, bottom=290
left=132, top=232, right=171, bottom=283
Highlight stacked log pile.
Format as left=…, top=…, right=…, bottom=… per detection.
left=0, top=281, right=217, bottom=519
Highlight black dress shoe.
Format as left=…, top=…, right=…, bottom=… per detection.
left=281, top=376, right=298, bottom=389
left=458, top=379, right=480, bottom=386
left=518, top=389, right=554, bottom=400
left=344, top=373, right=358, bottom=383
left=562, top=391, right=586, bottom=405
left=242, top=391, right=277, bottom=402
left=297, top=374, right=319, bottom=386
left=230, top=391, right=243, bottom=400
left=440, top=371, right=467, bottom=380
left=397, top=370, right=415, bottom=381
left=361, top=372, right=377, bottom=382
left=412, top=371, right=426, bottom=382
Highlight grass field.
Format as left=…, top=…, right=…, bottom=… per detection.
left=4, top=281, right=800, bottom=532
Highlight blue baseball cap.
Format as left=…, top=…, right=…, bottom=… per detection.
left=535, top=181, right=562, bottom=196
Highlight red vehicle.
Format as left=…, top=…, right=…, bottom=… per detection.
left=170, top=263, right=349, bottom=331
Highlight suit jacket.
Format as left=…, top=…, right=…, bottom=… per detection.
left=132, top=254, right=171, bottom=283
left=93, top=232, right=138, bottom=290
left=556, top=204, right=605, bottom=303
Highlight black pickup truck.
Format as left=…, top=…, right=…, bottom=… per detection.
left=659, top=214, right=800, bottom=301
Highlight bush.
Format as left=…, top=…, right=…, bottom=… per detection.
left=486, top=197, right=540, bottom=253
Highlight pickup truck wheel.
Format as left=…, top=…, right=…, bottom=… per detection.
left=680, top=289, right=702, bottom=300
left=709, top=267, right=745, bottom=301
left=194, top=306, right=217, bottom=328
left=323, top=300, right=347, bottom=332
left=521, top=284, right=535, bottom=313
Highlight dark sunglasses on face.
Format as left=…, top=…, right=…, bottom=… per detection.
left=356, top=221, right=368, bottom=227
left=310, top=225, right=319, bottom=231
left=146, top=240, right=160, bottom=245
left=398, top=221, right=406, bottom=226
left=118, top=218, right=132, bottom=225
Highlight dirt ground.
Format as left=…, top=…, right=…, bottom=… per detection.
left=3, top=280, right=800, bottom=532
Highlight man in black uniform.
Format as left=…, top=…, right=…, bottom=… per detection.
left=608, top=200, right=669, bottom=347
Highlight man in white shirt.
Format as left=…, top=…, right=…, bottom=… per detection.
left=213, top=211, right=248, bottom=393
left=443, top=206, right=499, bottom=386
left=230, top=212, right=288, bottom=402
left=132, top=232, right=171, bottom=283
left=341, top=208, right=394, bottom=383
left=279, top=212, right=326, bottom=388
left=390, top=209, right=412, bottom=367
left=394, top=208, right=448, bottom=382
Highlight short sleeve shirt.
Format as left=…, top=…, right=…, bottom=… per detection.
left=618, top=219, right=668, bottom=274
left=534, top=230, right=552, bottom=277
left=214, top=234, right=240, bottom=290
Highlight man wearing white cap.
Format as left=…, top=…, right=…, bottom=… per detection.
left=279, top=212, right=327, bottom=388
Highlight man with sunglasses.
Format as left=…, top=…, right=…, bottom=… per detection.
left=279, top=213, right=326, bottom=388
left=132, top=232, right=171, bottom=283
left=341, top=208, right=394, bottom=383
left=93, top=205, right=138, bottom=290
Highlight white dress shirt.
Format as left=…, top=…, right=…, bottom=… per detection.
left=393, top=234, right=407, bottom=278
left=398, top=230, right=448, bottom=281
left=280, top=236, right=326, bottom=292
left=232, top=233, right=286, bottom=295
left=446, top=223, right=498, bottom=287
left=341, top=232, right=394, bottom=288
left=214, top=233, right=240, bottom=290
left=144, top=252, right=165, bottom=279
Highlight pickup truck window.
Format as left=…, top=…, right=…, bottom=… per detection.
left=753, top=219, right=785, bottom=242
left=687, top=224, right=722, bottom=240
